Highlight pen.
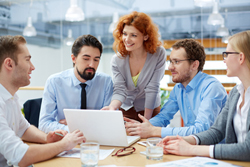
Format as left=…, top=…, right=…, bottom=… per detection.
left=55, top=132, right=64, bottom=137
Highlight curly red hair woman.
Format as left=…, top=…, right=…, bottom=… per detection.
left=113, top=11, right=162, bottom=57
left=102, top=11, right=167, bottom=122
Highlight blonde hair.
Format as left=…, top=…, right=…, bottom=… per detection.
left=229, top=30, right=250, bottom=69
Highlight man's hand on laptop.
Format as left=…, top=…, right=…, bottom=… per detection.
left=59, top=119, right=67, bottom=125
left=124, top=114, right=161, bottom=139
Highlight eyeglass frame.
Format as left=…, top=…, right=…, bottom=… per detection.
left=112, top=147, right=136, bottom=157
left=167, top=59, right=195, bottom=66
left=222, top=52, right=240, bottom=60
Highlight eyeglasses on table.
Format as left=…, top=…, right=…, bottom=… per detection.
left=112, top=147, right=136, bottom=157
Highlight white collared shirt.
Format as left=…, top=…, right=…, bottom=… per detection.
left=205, top=83, right=250, bottom=158
left=0, top=84, right=30, bottom=167
left=234, top=83, right=250, bottom=143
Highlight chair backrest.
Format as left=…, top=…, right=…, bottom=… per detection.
left=23, top=98, right=42, bottom=127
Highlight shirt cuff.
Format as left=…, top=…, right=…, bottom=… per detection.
left=209, top=145, right=214, bottom=158
left=161, top=127, right=173, bottom=138
left=191, top=135, right=199, bottom=145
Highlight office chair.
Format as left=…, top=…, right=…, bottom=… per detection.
left=23, top=98, right=42, bottom=128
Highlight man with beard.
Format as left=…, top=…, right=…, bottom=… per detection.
left=124, top=39, right=228, bottom=138
left=39, top=35, right=113, bottom=133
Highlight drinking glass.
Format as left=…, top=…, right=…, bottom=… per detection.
left=80, top=142, right=99, bottom=167
left=146, top=137, right=163, bottom=160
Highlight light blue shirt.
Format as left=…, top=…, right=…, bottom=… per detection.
left=149, top=72, right=227, bottom=138
left=39, top=68, right=113, bottom=133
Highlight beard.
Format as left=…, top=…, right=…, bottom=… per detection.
left=76, top=67, right=96, bottom=81
left=172, top=69, right=192, bottom=83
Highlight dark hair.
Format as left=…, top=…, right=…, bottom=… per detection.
left=113, top=11, right=161, bottom=57
left=72, top=34, right=103, bottom=57
left=172, top=39, right=206, bottom=71
left=0, top=35, right=26, bottom=71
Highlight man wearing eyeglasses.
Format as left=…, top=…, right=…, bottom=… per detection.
left=125, top=39, right=228, bottom=139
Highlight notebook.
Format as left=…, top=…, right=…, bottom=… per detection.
left=63, top=109, right=140, bottom=147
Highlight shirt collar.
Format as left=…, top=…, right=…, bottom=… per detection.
left=0, top=84, right=18, bottom=101
left=71, top=68, right=95, bottom=87
left=237, top=82, right=250, bottom=95
left=178, top=71, right=202, bottom=92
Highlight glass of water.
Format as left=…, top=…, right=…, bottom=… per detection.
left=80, top=142, right=99, bottom=167
left=146, top=137, right=163, bottom=160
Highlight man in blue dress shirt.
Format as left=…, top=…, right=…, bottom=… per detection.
left=125, top=39, right=228, bottom=138
left=39, top=34, right=113, bottom=133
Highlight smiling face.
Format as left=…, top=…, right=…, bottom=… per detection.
left=168, top=47, right=198, bottom=87
left=72, top=45, right=100, bottom=82
left=12, top=43, right=35, bottom=87
left=122, top=25, right=148, bottom=52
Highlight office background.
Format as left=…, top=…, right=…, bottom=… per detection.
left=0, top=0, right=249, bottom=118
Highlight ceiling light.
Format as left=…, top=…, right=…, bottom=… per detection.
left=207, top=1, right=224, bottom=25
left=216, top=21, right=229, bottom=37
left=194, top=0, right=215, bottom=7
left=222, top=35, right=230, bottom=44
left=23, top=16, right=37, bottom=37
left=109, top=12, right=119, bottom=33
left=64, top=29, right=74, bottom=46
left=65, top=0, right=84, bottom=22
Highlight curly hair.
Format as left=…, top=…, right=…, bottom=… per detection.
left=113, top=11, right=161, bottom=57
left=172, top=39, right=206, bottom=72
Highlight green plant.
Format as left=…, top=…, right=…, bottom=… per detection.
left=160, top=88, right=170, bottom=108
left=21, top=108, right=25, bottom=116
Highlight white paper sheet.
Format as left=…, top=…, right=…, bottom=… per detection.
left=137, top=141, right=147, bottom=147
left=57, top=148, right=115, bottom=160
left=146, top=157, right=241, bottom=167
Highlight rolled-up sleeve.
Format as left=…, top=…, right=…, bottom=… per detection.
left=0, top=108, right=29, bottom=166
left=160, top=81, right=227, bottom=137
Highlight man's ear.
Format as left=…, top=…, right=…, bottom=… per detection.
left=192, top=60, right=199, bottom=71
left=3, top=58, right=14, bottom=71
left=71, top=54, right=76, bottom=63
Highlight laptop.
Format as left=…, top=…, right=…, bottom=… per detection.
left=63, top=109, right=140, bottom=147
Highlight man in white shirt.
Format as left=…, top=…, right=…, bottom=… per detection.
left=0, top=35, right=86, bottom=167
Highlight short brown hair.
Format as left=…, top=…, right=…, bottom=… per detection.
left=172, top=39, right=206, bottom=71
left=113, top=11, right=161, bottom=57
left=0, top=35, right=26, bottom=70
